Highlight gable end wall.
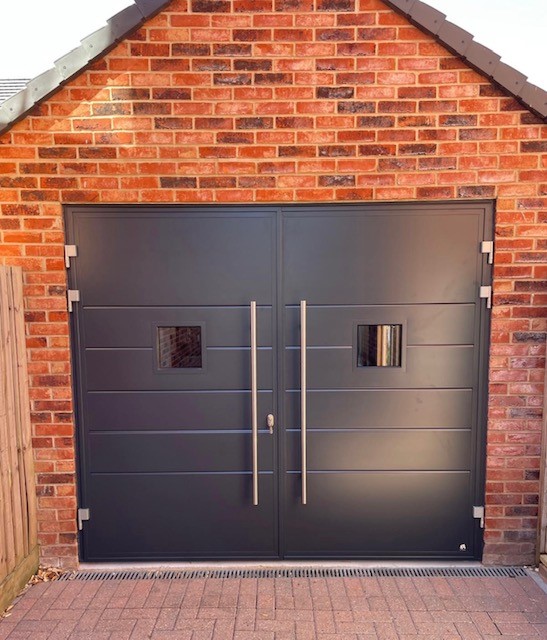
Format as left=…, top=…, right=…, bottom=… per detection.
left=0, top=0, right=545, bottom=567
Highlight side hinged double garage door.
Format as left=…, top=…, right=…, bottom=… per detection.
left=66, top=202, right=492, bottom=562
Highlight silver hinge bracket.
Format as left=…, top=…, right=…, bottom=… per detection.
left=481, top=241, right=494, bottom=265
left=480, top=285, right=492, bottom=309
left=64, top=244, right=77, bottom=268
left=78, top=508, right=90, bottom=531
left=68, top=289, right=80, bottom=313
left=473, top=505, right=485, bottom=528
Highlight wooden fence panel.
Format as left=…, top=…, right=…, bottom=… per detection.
left=0, top=266, right=38, bottom=613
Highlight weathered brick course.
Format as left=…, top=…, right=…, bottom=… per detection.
left=0, top=0, right=545, bottom=567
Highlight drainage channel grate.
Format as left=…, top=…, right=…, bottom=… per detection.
left=59, top=566, right=529, bottom=581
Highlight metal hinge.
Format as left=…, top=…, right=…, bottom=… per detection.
left=473, top=505, right=485, bottom=528
left=480, top=285, right=492, bottom=309
left=64, top=244, right=77, bottom=269
left=68, top=289, right=80, bottom=313
left=78, top=508, right=90, bottom=531
left=481, top=241, right=494, bottom=265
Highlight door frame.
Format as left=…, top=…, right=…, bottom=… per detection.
left=66, top=200, right=493, bottom=561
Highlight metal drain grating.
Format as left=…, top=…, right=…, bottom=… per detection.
left=59, top=566, right=529, bottom=581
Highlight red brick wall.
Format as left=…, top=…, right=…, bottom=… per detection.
left=0, top=0, right=545, bottom=567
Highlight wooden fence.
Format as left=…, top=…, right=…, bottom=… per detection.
left=539, top=332, right=547, bottom=577
left=0, top=266, right=38, bottom=613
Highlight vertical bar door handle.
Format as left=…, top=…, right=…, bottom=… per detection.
left=300, top=300, right=307, bottom=505
left=250, top=301, right=259, bottom=506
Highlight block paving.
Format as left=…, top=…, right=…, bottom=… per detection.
left=1, top=572, right=546, bottom=639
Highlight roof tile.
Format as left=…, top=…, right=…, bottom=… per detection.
left=410, top=1, right=446, bottom=35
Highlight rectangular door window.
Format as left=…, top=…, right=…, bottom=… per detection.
left=157, top=326, right=202, bottom=369
left=357, top=324, right=402, bottom=367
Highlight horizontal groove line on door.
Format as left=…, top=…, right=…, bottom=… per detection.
left=90, top=429, right=270, bottom=435
left=59, top=566, right=529, bottom=581
left=84, top=305, right=274, bottom=310
left=286, top=346, right=352, bottom=350
left=284, top=345, right=475, bottom=349
left=88, top=389, right=274, bottom=394
left=91, top=471, right=275, bottom=476
left=284, top=303, right=476, bottom=308
left=285, top=387, right=474, bottom=393
left=285, top=470, right=471, bottom=475
left=85, top=347, right=273, bottom=351
left=284, top=427, right=472, bottom=432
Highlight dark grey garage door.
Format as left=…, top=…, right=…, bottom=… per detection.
left=66, top=203, right=492, bottom=561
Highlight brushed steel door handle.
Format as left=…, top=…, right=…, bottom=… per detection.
left=300, top=300, right=307, bottom=505
left=250, top=300, right=258, bottom=506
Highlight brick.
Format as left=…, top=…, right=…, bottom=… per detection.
left=337, top=42, right=376, bottom=56
left=399, top=144, right=436, bottom=155
left=160, top=177, right=198, bottom=188
left=255, top=73, right=293, bottom=84
left=337, top=101, right=374, bottom=113
left=236, top=117, right=274, bottom=130
left=319, top=145, right=356, bottom=157
left=316, top=86, right=354, bottom=99
left=192, top=0, right=232, bottom=11
left=319, top=174, right=356, bottom=186
left=317, top=0, right=355, bottom=10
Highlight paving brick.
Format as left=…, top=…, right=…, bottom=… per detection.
left=2, top=574, right=547, bottom=640
left=494, top=622, right=540, bottom=636
left=151, top=632, right=192, bottom=640
left=454, top=621, right=483, bottom=640
left=469, top=611, right=501, bottom=635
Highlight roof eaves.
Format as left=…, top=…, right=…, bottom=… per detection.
left=384, top=0, right=547, bottom=122
left=0, top=0, right=172, bottom=136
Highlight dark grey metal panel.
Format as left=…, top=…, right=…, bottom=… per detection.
left=284, top=304, right=474, bottom=347
left=83, top=307, right=273, bottom=348
left=74, top=214, right=274, bottom=306
left=71, top=207, right=278, bottom=561
left=284, top=472, right=472, bottom=557
left=67, top=202, right=489, bottom=562
left=284, top=346, right=474, bottom=390
left=87, top=391, right=274, bottom=431
left=283, top=211, right=482, bottom=304
left=85, top=474, right=277, bottom=560
left=284, top=389, right=473, bottom=429
left=89, top=432, right=274, bottom=473
left=85, top=348, right=273, bottom=391
left=286, top=430, right=471, bottom=471
left=280, top=202, right=489, bottom=560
